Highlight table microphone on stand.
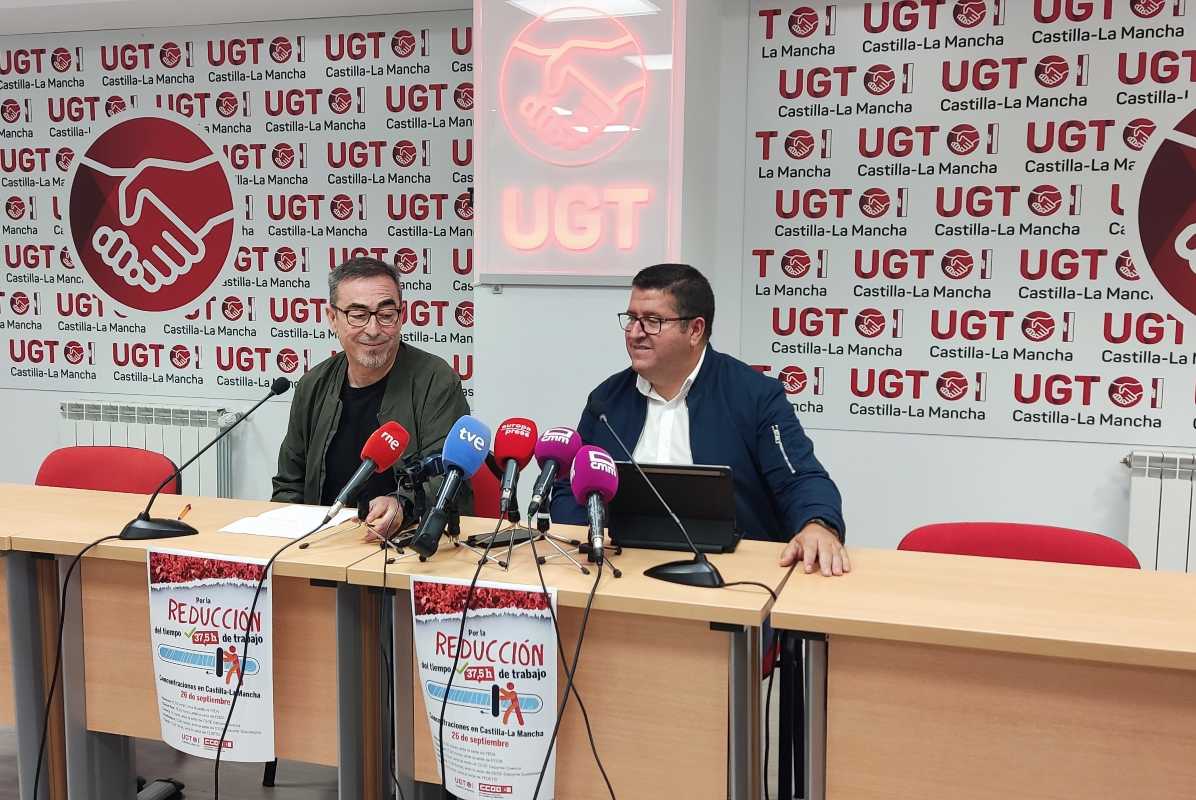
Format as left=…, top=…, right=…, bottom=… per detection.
left=120, top=377, right=292, bottom=540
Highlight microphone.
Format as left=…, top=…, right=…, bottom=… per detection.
left=120, top=377, right=292, bottom=541
left=526, top=427, right=583, bottom=519
left=409, top=415, right=491, bottom=558
left=570, top=445, right=619, bottom=565
left=327, top=421, right=411, bottom=519
left=584, top=395, right=725, bottom=588
left=493, top=418, right=537, bottom=514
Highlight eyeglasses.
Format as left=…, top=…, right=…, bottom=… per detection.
left=617, top=312, right=696, bottom=336
left=332, top=304, right=401, bottom=328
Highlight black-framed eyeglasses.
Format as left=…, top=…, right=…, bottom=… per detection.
left=617, top=312, right=696, bottom=336
left=331, top=304, right=401, bottom=328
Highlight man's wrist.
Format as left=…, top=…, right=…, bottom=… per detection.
left=804, top=517, right=839, bottom=537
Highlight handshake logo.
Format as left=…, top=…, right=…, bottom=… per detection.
left=67, top=114, right=235, bottom=312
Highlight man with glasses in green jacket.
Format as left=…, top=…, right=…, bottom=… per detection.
left=272, top=256, right=471, bottom=538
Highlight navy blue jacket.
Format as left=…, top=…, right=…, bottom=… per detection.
left=550, top=346, right=845, bottom=542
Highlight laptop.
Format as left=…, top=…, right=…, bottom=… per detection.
left=607, top=462, right=742, bottom=554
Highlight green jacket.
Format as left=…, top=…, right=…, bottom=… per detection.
left=271, top=343, right=473, bottom=514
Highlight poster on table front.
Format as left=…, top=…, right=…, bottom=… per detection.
left=411, top=575, right=558, bottom=800
left=147, top=547, right=275, bottom=761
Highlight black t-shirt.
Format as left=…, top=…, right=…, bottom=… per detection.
left=320, top=375, right=398, bottom=506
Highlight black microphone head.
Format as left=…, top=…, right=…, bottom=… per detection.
left=270, top=377, right=292, bottom=396
left=585, top=394, right=608, bottom=421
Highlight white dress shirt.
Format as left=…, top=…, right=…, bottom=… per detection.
left=631, top=349, right=706, bottom=465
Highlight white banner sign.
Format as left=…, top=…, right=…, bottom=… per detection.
left=147, top=548, right=274, bottom=762
left=411, top=575, right=558, bottom=800
left=741, top=0, right=1196, bottom=445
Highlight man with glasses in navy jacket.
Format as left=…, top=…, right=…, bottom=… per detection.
left=551, top=263, right=848, bottom=576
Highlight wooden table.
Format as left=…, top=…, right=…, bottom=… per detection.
left=771, top=548, right=1196, bottom=800
left=348, top=517, right=794, bottom=800
left=0, top=483, right=388, bottom=800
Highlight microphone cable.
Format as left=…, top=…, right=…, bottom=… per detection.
left=436, top=514, right=507, bottom=798
left=213, top=513, right=340, bottom=800
left=32, top=533, right=121, bottom=800
left=532, top=559, right=603, bottom=800
left=377, top=523, right=409, bottom=800
left=527, top=490, right=615, bottom=800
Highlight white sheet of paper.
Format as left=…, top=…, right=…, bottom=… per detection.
left=220, top=505, right=358, bottom=538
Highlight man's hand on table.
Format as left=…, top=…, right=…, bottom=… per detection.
left=779, top=523, right=850, bottom=576
left=359, top=495, right=402, bottom=543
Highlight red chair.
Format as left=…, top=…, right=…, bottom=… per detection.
left=35, top=445, right=181, bottom=495
left=898, top=521, right=1140, bottom=569
left=469, top=458, right=502, bottom=519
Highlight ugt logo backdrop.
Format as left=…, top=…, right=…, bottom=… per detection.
left=67, top=113, right=236, bottom=312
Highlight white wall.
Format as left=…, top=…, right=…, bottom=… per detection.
left=1, top=0, right=1145, bottom=549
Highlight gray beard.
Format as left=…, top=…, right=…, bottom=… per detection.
left=352, top=346, right=393, bottom=371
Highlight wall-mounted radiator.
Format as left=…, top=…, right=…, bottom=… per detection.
left=58, top=402, right=234, bottom=498
left=1124, top=451, right=1194, bottom=573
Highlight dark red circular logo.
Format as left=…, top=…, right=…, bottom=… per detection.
left=272, top=143, right=295, bottom=169
left=788, top=7, right=820, bottom=37
left=159, top=42, right=183, bottom=68
left=51, top=48, right=73, bottom=73
left=454, top=82, right=474, bottom=111
left=329, top=87, right=354, bottom=115
left=785, top=129, right=815, bottom=160
left=392, top=30, right=417, bottom=58
left=1131, top=0, right=1167, bottom=17
left=455, top=300, right=474, bottom=328
left=864, top=64, right=896, bottom=96
left=1108, top=376, right=1144, bottom=408
left=105, top=96, right=127, bottom=117
left=941, top=249, right=974, bottom=279
left=396, top=247, right=419, bottom=274
left=855, top=308, right=886, bottom=338
left=170, top=344, right=191, bottom=369
left=275, top=247, right=297, bottom=272
left=56, top=147, right=74, bottom=171
left=270, top=37, right=293, bottom=64
left=60, top=247, right=73, bottom=268
left=330, top=194, right=355, bottom=221
left=393, top=140, right=418, bottom=167
left=277, top=348, right=300, bottom=373
left=455, top=191, right=473, bottom=220
left=1, top=99, right=21, bottom=124
left=6, top=196, right=25, bottom=220
left=222, top=296, right=244, bottom=321
left=10, top=292, right=30, bottom=315
left=64, top=341, right=86, bottom=365
left=499, top=9, right=647, bottom=167
left=1021, top=311, right=1055, bottom=342
left=946, top=123, right=980, bottom=155
left=67, top=114, right=235, bottom=312
left=1028, top=184, right=1063, bottom=216
left=1115, top=250, right=1140, bottom=281
left=781, top=249, right=811, bottom=279
left=953, top=0, right=987, bottom=27
left=216, top=92, right=239, bottom=118
left=1035, top=55, right=1069, bottom=88
left=1123, top=118, right=1155, bottom=152
left=936, top=371, right=969, bottom=401
left=1136, top=107, right=1196, bottom=315
left=779, top=366, right=808, bottom=395
left=859, top=188, right=890, bottom=218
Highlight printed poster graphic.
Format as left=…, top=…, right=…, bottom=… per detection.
left=411, top=576, right=558, bottom=800
left=742, top=0, right=1196, bottom=446
left=147, top=548, right=274, bottom=762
